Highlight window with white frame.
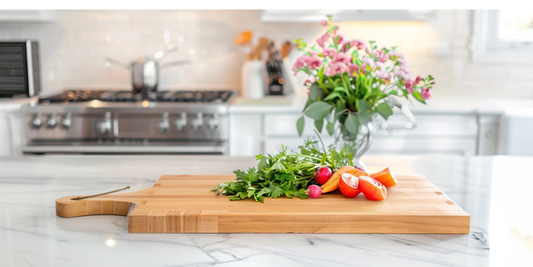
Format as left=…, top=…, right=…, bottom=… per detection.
left=470, top=10, right=533, bottom=61
left=486, top=10, right=533, bottom=50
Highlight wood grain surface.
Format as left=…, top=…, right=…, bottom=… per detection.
left=56, top=174, right=470, bottom=234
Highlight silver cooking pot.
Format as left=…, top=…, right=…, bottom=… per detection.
left=105, top=54, right=191, bottom=94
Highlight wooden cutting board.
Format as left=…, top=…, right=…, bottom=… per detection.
left=56, top=174, right=470, bottom=234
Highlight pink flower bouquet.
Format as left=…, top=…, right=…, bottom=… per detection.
left=293, top=16, right=435, bottom=138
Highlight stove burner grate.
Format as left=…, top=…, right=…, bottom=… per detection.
left=38, top=90, right=235, bottom=104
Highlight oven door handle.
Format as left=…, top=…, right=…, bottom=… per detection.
left=113, top=113, right=119, bottom=137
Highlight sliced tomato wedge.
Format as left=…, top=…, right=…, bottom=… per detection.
left=339, top=173, right=362, bottom=198
left=358, top=176, right=387, bottom=201
left=370, top=167, right=397, bottom=188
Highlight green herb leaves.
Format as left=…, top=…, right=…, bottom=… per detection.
left=211, top=138, right=353, bottom=202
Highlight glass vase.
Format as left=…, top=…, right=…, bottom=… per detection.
left=333, top=121, right=374, bottom=172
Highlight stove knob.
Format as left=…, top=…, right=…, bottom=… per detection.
left=47, top=114, right=57, bottom=128
left=174, top=112, right=187, bottom=131
left=98, top=112, right=112, bottom=134
left=207, top=113, right=220, bottom=130
left=157, top=112, right=170, bottom=133
left=32, top=113, right=42, bottom=128
left=62, top=113, right=72, bottom=129
left=192, top=112, right=203, bottom=131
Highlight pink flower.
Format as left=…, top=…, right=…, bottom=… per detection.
left=374, top=50, right=388, bottom=63
left=307, top=55, right=322, bottom=69
left=389, top=52, right=405, bottom=61
left=394, top=69, right=410, bottom=80
left=420, top=87, right=432, bottom=100
left=291, top=55, right=311, bottom=72
left=320, top=20, right=328, bottom=27
left=303, top=75, right=316, bottom=86
left=322, top=47, right=337, bottom=58
left=332, top=53, right=352, bottom=64
left=333, top=34, right=345, bottom=45
left=316, top=32, right=330, bottom=48
left=376, top=70, right=392, bottom=81
left=403, top=76, right=421, bottom=94
left=404, top=80, right=415, bottom=94
left=412, top=76, right=422, bottom=86
left=378, top=54, right=388, bottom=63
left=365, top=46, right=373, bottom=55
left=342, top=39, right=366, bottom=52
left=362, top=57, right=375, bottom=71
left=376, top=62, right=386, bottom=71
left=325, top=62, right=347, bottom=76
left=347, top=64, right=361, bottom=77
left=398, top=58, right=408, bottom=67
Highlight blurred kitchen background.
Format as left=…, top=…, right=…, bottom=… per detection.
left=1, top=10, right=533, bottom=157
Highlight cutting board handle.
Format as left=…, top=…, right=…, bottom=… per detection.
left=56, top=196, right=134, bottom=218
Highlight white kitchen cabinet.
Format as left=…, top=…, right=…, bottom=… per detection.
left=0, top=99, right=29, bottom=157
left=229, top=110, right=481, bottom=156
left=228, top=114, right=263, bottom=156
left=261, top=10, right=437, bottom=23
left=477, top=115, right=500, bottom=155
left=0, top=10, right=55, bottom=22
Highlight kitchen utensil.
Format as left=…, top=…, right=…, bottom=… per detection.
left=280, top=41, right=291, bottom=59
left=105, top=53, right=191, bottom=95
left=241, top=60, right=265, bottom=99
left=56, top=174, right=470, bottom=233
left=266, top=41, right=286, bottom=95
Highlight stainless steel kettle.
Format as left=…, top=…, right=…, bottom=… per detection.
left=105, top=51, right=191, bottom=94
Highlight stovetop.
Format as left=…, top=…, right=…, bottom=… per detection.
left=38, top=90, right=235, bottom=104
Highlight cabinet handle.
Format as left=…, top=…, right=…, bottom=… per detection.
left=380, top=122, right=417, bottom=130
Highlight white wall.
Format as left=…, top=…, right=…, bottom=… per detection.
left=0, top=10, right=532, bottom=98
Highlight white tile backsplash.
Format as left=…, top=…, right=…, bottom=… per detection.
left=0, top=10, right=532, bottom=98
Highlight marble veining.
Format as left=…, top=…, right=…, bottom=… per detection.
left=1, top=155, right=532, bottom=266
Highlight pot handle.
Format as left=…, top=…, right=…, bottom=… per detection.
left=104, top=57, right=130, bottom=70
left=159, top=60, right=192, bottom=69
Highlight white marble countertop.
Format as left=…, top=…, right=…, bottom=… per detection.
left=2, top=94, right=532, bottom=116
left=1, top=155, right=532, bottom=266
left=229, top=94, right=533, bottom=115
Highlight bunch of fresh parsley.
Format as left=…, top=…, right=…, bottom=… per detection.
left=211, top=136, right=354, bottom=202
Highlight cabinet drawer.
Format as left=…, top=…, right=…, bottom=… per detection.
left=265, top=136, right=477, bottom=156
left=265, top=113, right=478, bottom=137
left=264, top=114, right=317, bottom=137
left=367, top=136, right=477, bottom=156
left=374, top=114, right=478, bottom=137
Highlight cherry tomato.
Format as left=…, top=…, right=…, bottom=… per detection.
left=339, top=173, right=362, bottom=198
left=370, top=167, right=397, bottom=188
left=358, top=176, right=387, bottom=201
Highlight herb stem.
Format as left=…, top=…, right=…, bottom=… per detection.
left=71, top=186, right=130, bottom=201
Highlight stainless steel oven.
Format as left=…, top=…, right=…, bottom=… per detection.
left=21, top=90, right=235, bottom=154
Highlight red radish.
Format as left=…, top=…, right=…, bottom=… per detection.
left=355, top=166, right=365, bottom=172
left=314, top=166, right=333, bottom=185
left=306, top=185, right=322, bottom=198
